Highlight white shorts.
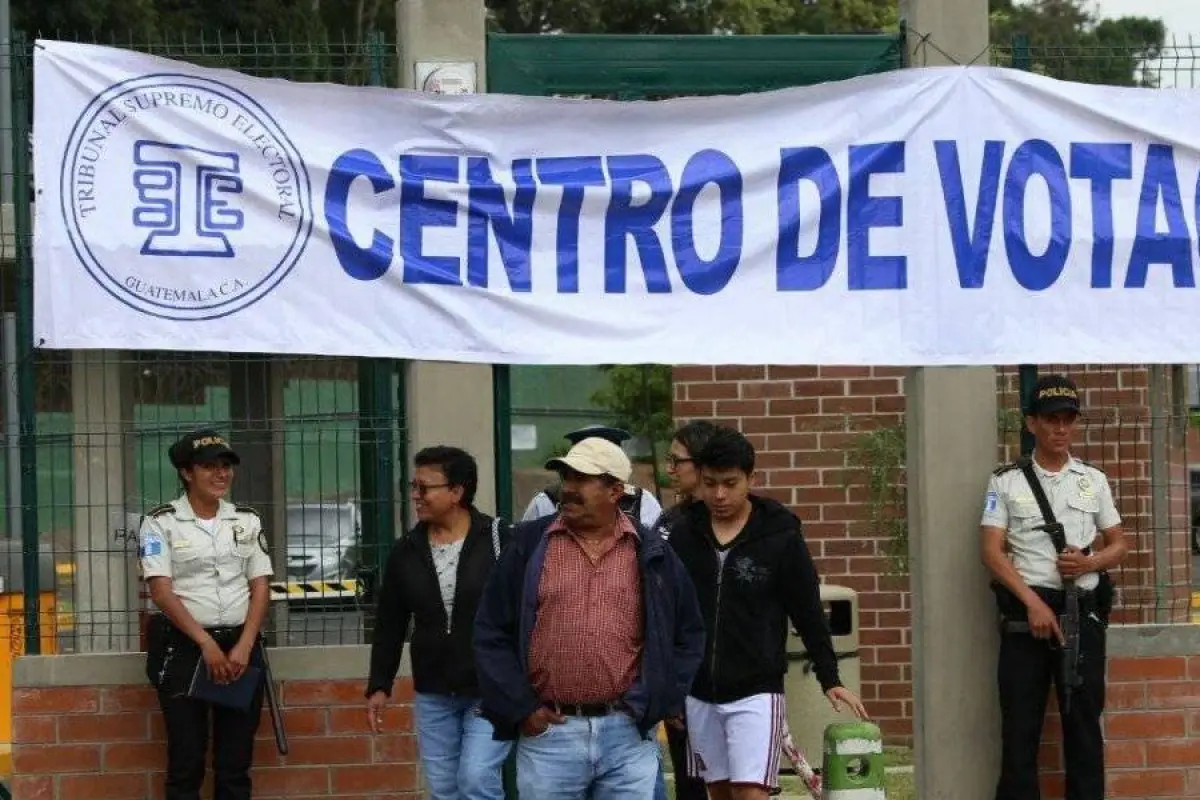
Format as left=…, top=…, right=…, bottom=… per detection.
left=685, top=693, right=785, bottom=788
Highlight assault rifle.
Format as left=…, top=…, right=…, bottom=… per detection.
left=1018, top=458, right=1082, bottom=715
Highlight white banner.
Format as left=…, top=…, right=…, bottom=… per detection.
left=32, top=40, right=1200, bottom=365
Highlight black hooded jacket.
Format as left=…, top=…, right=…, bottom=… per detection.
left=366, top=507, right=508, bottom=698
left=664, top=494, right=842, bottom=703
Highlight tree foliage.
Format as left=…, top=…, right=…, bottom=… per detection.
left=484, top=0, right=896, bottom=35
left=14, top=1, right=1166, bottom=89
left=990, top=0, right=1166, bottom=86
left=13, top=0, right=394, bottom=42
left=590, top=365, right=675, bottom=456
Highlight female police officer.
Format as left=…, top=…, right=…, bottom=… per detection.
left=138, top=429, right=274, bottom=800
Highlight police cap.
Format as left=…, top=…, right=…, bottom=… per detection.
left=1026, top=374, right=1081, bottom=417
left=564, top=425, right=632, bottom=446
left=169, top=429, right=241, bottom=469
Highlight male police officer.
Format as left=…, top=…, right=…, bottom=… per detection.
left=521, top=425, right=663, bottom=529
left=981, top=375, right=1127, bottom=800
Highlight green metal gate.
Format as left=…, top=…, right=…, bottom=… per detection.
left=485, top=32, right=905, bottom=518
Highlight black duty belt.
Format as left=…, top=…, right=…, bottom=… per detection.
left=1000, top=589, right=1097, bottom=634
left=552, top=701, right=621, bottom=717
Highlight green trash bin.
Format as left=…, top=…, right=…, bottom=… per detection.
left=822, top=720, right=886, bottom=798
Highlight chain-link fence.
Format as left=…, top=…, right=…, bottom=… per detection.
left=0, top=31, right=405, bottom=657
left=991, top=33, right=1200, bottom=88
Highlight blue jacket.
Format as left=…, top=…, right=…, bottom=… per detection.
left=473, top=514, right=706, bottom=740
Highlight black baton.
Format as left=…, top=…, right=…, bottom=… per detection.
left=257, top=639, right=288, bottom=755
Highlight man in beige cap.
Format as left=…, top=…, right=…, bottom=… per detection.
left=474, top=437, right=705, bottom=800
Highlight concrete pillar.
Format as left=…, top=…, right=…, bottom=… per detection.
left=71, top=351, right=137, bottom=653
left=405, top=362, right=497, bottom=519
left=899, top=1, right=995, bottom=797
left=397, top=0, right=497, bottom=519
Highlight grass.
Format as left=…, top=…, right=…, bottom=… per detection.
left=666, top=772, right=914, bottom=799
left=663, top=746, right=916, bottom=799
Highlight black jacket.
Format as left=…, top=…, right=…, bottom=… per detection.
left=664, top=494, right=842, bottom=703
left=366, top=507, right=508, bottom=698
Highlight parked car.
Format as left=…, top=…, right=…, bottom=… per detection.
left=285, top=501, right=362, bottom=586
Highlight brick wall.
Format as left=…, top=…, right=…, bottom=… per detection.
left=10, top=653, right=419, bottom=800
left=673, top=363, right=1196, bottom=744
left=1038, top=650, right=1200, bottom=798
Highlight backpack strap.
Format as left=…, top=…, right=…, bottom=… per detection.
left=491, top=516, right=502, bottom=560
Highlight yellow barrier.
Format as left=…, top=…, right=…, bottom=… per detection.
left=269, top=579, right=359, bottom=601
left=0, top=592, right=59, bottom=779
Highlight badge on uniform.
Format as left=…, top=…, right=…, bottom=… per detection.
left=1078, top=476, right=1094, bottom=498
left=984, top=491, right=998, bottom=513
left=139, top=531, right=163, bottom=558
left=233, top=524, right=249, bottom=545
left=258, top=531, right=270, bottom=555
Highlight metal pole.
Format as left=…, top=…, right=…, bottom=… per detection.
left=1018, top=365, right=1037, bottom=457
left=0, top=0, right=13, bottom=205
left=492, top=366, right=512, bottom=521
left=3, top=312, right=18, bottom=540
left=1010, top=45, right=1038, bottom=461
left=1149, top=365, right=1169, bottom=624
left=11, top=30, right=39, bottom=653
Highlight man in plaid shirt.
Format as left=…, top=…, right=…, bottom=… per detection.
left=474, top=437, right=705, bottom=799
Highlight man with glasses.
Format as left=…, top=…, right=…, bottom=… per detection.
left=366, top=446, right=512, bottom=798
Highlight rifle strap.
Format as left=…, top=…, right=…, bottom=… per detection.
left=1017, top=457, right=1067, bottom=554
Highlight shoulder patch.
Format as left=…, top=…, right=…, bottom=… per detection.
left=235, top=505, right=261, bottom=518
left=992, top=462, right=1019, bottom=476
left=147, top=503, right=174, bottom=518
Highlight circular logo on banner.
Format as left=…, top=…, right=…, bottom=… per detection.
left=60, top=74, right=313, bottom=320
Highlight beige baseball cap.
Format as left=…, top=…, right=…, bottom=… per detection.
left=545, top=437, right=633, bottom=483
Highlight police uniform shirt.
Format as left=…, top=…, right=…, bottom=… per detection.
left=980, top=457, right=1121, bottom=592
left=138, top=496, right=274, bottom=627
left=520, top=486, right=664, bottom=529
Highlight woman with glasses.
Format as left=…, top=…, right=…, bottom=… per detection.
left=662, top=420, right=721, bottom=526
left=365, top=445, right=512, bottom=799
left=658, top=420, right=721, bottom=800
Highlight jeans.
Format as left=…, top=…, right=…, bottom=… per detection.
left=516, top=713, right=660, bottom=799
left=414, top=692, right=512, bottom=800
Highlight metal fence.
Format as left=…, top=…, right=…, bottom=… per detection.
left=991, top=34, right=1200, bottom=88
left=0, top=32, right=406, bottom=656
left=5, top=29, right=1200, bottom=658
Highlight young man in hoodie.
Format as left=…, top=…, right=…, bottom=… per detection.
left=666, top=427, right=868, bottom=800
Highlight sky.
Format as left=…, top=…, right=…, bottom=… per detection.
left=1096, top=0, right=1200, bottom=87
